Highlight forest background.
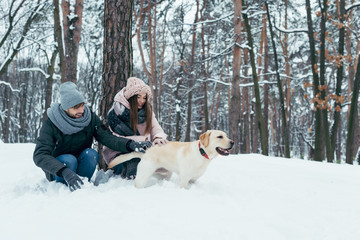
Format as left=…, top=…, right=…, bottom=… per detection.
left=1, top=0, right=360, bottom=166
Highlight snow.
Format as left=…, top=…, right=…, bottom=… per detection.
left=1, top=143, right=360, bottom=239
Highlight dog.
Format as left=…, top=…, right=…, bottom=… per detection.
left=107, top=130, right=234, bottom=188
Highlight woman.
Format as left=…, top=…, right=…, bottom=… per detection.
left=102, top=77, right=168, bottom=179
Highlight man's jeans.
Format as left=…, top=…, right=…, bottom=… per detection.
left=54, top=148, right=99, bottom=184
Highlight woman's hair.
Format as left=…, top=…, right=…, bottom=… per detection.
left=128, top=94, right=152, bottom=134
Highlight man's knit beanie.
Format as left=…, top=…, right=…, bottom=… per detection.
left=123, top=77, right=152, bottom=100
left=59, top=81, right=85, bottom=110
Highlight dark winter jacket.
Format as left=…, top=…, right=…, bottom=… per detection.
left=33, top=110, right=131, bottom=181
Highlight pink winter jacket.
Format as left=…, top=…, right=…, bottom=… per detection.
left=102, top=89, right=167, bottom=165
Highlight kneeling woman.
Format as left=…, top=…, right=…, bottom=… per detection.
left=102, top=77, right=168, bottom=179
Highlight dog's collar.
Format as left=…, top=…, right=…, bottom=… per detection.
left=199, top=142, right=209, bottom=160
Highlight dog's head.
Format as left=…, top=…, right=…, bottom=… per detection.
left=199, top=130, right=234, bottom=158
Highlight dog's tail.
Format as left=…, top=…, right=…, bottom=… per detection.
left=107, top=152, right=144, bottom=168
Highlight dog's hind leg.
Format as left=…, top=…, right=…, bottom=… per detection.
left=153, top=168, right=172, bottom=181
left=134, top=159, right=158, bottom=188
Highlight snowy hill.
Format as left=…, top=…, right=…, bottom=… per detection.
left=1, top=143, right=360, bottom=240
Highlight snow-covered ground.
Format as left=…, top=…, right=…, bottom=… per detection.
left=1, top=142, right=360, bottom=240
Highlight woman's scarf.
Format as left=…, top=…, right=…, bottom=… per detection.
left=107, top=102, right=146, bottom=137
left=47, top=103, right=91, bottom=135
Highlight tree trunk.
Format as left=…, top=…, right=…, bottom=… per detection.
left=265, top=2, right=290, bottom=158
left=19, top=59, right=28, bottom=143
left=305, top=0, right=322, bottom=161
left=214, top=73, right=222, bottom=129
left=229, top=0, right=242, bottom=153
left=242, top=0, right=268, bottom=155
left=346, top=52, right=360, bottom=164
left=185, top=0, right=199, bottom=141
left=42, top=49, right=58, bottom=122
left=54, top=0, right=84, bottom=83
left=262, top=4, right=269, bottom=144
left=158, top=9, right=168, bottom=122
left=318, top=0, right=333, bottom=162
left=284, top=0, right=292, bottom=133
left=201, top=0, right=210, bottom=132
left=99, top=0, right=134, bottom=170
left=243, top=49, right=250, bottom=153
left=135, top=0, right=165, bottom=118
left=175, top=76, right=182, bottom=141
left=135, top=0, right=151, bottom=81
left=147, top=0, right=158, bottom=117
left=331, top=0, right=345, bottom=161
left=4, top=77, right=14, bottom=143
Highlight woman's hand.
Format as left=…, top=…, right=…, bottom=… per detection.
left=153, top=138, right=168, bottom=146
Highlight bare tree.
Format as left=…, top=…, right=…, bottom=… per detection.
left=134, top=0, right=166, bottom=118
left=0, top=0, right=44, bottom=79
left=0, top=0, right=26, bottom=49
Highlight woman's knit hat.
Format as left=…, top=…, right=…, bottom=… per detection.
left=59, top=81, right=85, bottom=110
left=123, top=77, right=152, bottom=100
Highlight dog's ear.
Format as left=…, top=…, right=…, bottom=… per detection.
left=199, top=131, right=211, bottom=147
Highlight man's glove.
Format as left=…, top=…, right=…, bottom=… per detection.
left=121, top=158, right=141, bottom=179
left=126, top=140, right=152, bottom=153
left=59, top=167, right=84, bottom=191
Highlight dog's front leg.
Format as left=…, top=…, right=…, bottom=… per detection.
left=179, top=175, right=192, bottom=188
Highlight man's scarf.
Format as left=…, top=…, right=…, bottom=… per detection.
left=47, top=103, right=91, bottom=135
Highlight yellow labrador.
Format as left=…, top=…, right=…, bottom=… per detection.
left=108, top=130, right=234, bottom=188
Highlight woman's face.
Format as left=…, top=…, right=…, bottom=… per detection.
left=137, top=92, right=147, bottom=109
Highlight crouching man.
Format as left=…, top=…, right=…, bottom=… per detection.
left=33, top=81, right=151, bottom=191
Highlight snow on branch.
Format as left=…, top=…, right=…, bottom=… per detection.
left=197, top=78, right=232, bottom=86
left=196, top=43, right=234, bottom=63
left=274, top=25, right=308, bottom=34
left=20, top=68, right=50, bottom=78
left=239, top=80, right=277, bottom=88
left=345, top=2, right=360, bottom=12
left=0, top=81, right=20, bottom=92
left=183, top=13, right=233, bottom=26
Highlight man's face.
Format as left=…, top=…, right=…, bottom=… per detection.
left=65, top=103, right=85, bottom=118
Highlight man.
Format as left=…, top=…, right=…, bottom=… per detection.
left=33, top=81, right=151, bottom=191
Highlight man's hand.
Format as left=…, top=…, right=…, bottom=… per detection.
left=60, top=168, right=84, bottom=191
left=127, top=140, right=152, bottom=153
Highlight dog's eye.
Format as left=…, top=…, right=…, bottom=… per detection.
left=217, top=136, right=223, bottom=139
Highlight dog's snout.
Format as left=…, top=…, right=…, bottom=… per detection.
left=229, top=140, right=234, bottom=149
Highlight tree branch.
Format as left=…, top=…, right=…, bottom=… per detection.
left=345, top=2, right=360, bottom=12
